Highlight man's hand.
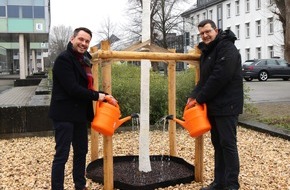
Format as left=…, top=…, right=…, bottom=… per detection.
left=186, top=98, right=197, bottom=108
left=98, top=93, right=106, bottom=101
left=105, top=95, right=118, bottom=106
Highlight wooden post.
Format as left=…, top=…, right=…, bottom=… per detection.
left=91, top=50, right=200, bottom=62
left=167, top=49, right=176, bottom=156
left=100, top=41, right=114, bottom=190
left=192, top=46, right=204, bottom=182
left=194, top=136, right=204, bottom=182
left=90, top=46, right=99, bottom=161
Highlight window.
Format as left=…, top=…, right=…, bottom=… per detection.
left=256, top=20, right=261, bottom=36
left=34, top=6, right=44, bottom=18
left=268, top=46, right=274, bottom=58
left=6, top=5, right=45, bottom=18
left=235, top=0, right=240, bottom=16
left=268, top=17, right=274, bottom=34
left=22, top=6, right=33, bottom=18
left=217, top=4, right=222, bottom=28
left=185, top=32, right=190, bottom=46
left=202, top=12, right=206, bottom=20
left=191, top=16, right=194, bottom=28
left=197, top=34, right=201, bottom=44
left=7, top=5, right=19, bottom=18
left=235, top=24, right=240, bottom=39
left=256, top=0, right=261, bottom=10
left=208, top=9, right=213, bottom=20
left=267, top=59, right=278, bottom=66
left=269, top=0, right=274, bottom=5
left=245, top=48, right=250, bottom=60
left=190, top=35, right=194, bottom=47
left=245, top=22, right=250, bottom=38
left=226, top=3, right=231, bottom=18
left=196, top=14, right=200, bottom=25
left=278, top=59, right=287, bottom=67
left=245, top=0, right=250, bottom=13
left=0, top=6, right=6, bottom=17
left=256, top=47, right=261, bottom=59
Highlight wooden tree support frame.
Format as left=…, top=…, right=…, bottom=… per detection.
left=90, top=41, right=203, bottom=190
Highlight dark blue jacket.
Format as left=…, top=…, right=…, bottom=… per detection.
left=49, top=42, right=99, bottom=122
left=190, top=29, right=244, bottom=116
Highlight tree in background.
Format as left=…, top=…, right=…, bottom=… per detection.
left=48, top=25, right=73, bottom=67
left=125, top=0, right=188, bottom=72
left=96, top=17, right=119, bottom=45
left=153, top=0, right=187, bottom=49
left=126, top=0, right=187, bottom=47
left=271, top=0, right=290, bottom=62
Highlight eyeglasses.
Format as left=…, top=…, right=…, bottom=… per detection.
left=199, top=29, right=214, bottom=36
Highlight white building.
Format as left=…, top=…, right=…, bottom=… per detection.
left=181, top=0, right=284, bottom=62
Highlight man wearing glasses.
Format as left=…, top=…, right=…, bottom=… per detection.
left=187, top=19, right=243, bottom=190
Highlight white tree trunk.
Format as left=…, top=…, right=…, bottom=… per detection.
left=139, top=0, right=152, bottom=172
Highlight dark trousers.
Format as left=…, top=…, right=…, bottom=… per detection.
left=208, top=115, right=240, bottom=189
left=51, top=121, right=88, bottom=190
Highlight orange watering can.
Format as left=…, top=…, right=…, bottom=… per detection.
left=91, top=97, right=138, bottom=136
left=166, top=104, right=211, bottom=137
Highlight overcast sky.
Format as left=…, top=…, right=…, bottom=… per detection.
left=50, top=0, right=128, bottom=33
left=50, top=0, right=194, bottom=44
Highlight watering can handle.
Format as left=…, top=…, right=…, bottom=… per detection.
left=184, top=104, right=196, bottom=112
left=104, top=96, right=119, bottom=108
left=184, top=103, right=207, bottom=112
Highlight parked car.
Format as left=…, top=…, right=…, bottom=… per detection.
left=242, top=58, right=290, bottom=81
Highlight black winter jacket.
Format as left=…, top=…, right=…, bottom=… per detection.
left=190, top=29, right=244, bottom=116
left=49, top=42, right=99, bottom=122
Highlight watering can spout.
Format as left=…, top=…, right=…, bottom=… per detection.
left=115, top=113, right=139, bottom=129
left=165, top=115, right=173, bottom=120
left=131, top=113, right=139, bottom=118
left=116, top=116, right=132, bottom=129
left=172, top=118, right=186, bottom=128
left=166, top=115, right=186, bottom=128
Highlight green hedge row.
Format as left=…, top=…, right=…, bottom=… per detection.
left=99, top=64, right=196, bottom=125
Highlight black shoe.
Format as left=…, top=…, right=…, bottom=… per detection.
left=200, top=182, right=224, bottom=190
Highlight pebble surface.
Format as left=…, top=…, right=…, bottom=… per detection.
left=0, top=127, right=289, bottom=190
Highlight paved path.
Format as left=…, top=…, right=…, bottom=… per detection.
left=0, top=86, right=37, bottom=106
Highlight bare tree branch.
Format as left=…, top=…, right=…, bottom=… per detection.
left=96, top=17, right=118, bottom=45
left=48, top=25, right=73, bottom=65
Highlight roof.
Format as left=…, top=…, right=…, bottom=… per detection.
left=181, top=0, right=225, bottom=17
left=123, top=40, right=172, bottom=53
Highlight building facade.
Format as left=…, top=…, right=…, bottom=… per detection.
left=181, top=0, right=284, bottom=62
left=0, top=0, right=50, bottom=78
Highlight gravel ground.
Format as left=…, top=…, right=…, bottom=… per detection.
left=0, top=127, right=289, bottom=190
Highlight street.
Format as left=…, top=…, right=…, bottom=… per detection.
left=244, top=79, right=290, bottom=103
